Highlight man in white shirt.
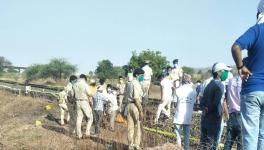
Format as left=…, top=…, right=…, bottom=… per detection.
left=154, top=73, right=173, bottom=124
left=106, top=86, right=119, bottom=131
left=142, top=60, right=153, bottom=105
left=72, top=74, right=93, bottom=139
left=174, top=74, right=196, bottom=150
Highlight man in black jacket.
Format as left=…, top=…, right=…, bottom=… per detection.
left=200, top=62, right=231, bottom=150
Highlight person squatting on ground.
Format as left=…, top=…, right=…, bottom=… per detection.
left=92, top=85, right=108, bottom=135
left=127, top=68, right=144, bottom=150
left=173, top=74, right=196, bottom=150
left=72, top=74, right=93, bottom=139
left=154, top=73, right=173, bottom=124
left=141, top=60, right=153, bottom=106
left=223, top=75, right=243, bottom=150
left=231, top=1, right=264, bottom=149
left=200, top=62, right=231, bottom=150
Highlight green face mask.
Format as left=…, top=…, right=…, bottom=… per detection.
left=220, top=70, right=229, bottom=81
left=138, top=75, right=144, bottom=82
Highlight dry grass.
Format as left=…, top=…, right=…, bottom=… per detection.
left=0, top=91, right=181, bottom=150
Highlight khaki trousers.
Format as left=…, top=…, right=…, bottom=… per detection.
left=76, top=100, right=93, bottom=138
left=127, top=103, right=141, bottom=149
left=59, top=103, right=70, bottom=125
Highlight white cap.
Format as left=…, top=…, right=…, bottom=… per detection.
left=90, top=79, right=96, bottom=83
left=212, top=63, right=232, bottom=73
left=258, top=0, right=264, bottom=13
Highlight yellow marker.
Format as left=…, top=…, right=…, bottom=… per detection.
left=35, top=120, right=42, bottom=127
left=45, top=105, right=52, bottom=111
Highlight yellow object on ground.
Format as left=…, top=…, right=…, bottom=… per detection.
left=115, top=113, right=126, bottom=124
left=35, top=120, right=42, bottom=127
left=45, top=105, right=53, bottom=111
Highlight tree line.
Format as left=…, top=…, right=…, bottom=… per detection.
left=1, top=50, right=202, bottom=82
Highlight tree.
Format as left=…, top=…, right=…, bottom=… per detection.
left=182, top=66, right=195, bottom=75
left=24, top=64, right=46, bottom=80
left=127, top=50, right=169, bottom=79
left=95, top=59, right=125, bottom=79
left=95, top=59, right=114, bottom=79
left=45, top=58, right=77, bottom=80
left=24, top=58, right=77, bottom=81
left=0, top=56, right=12, bottom=72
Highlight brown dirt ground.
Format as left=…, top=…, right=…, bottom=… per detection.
left=0, top=91, right=181, bottom=150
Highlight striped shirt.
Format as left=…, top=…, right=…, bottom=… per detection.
left=93, top=91, right=108, bottom=111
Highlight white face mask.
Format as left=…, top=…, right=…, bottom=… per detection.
left=257, top=12, right=264, bottom=24
left=112, top=91, right=117, bottom=95
left=107, top=88, right=111, bottom=93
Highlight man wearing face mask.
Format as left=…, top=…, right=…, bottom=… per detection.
left=142, top=60, right=153, bottom=106
left=170, top=59, right=183, bottom=87
left=199, top=63, right=231, bottom=150
left=127, top=68, right=144, bottom=150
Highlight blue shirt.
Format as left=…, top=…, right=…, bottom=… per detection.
left=235, top=23, right=264, bottom=94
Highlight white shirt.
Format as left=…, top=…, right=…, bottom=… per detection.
left=142, top=65, right=153, bottom=81
left=107, top=93, right=119, bottom=113
left=173, top=84, right=196, bottom=124
left=160, top=77, right=173, bottom=100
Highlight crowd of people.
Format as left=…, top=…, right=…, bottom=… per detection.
left=55, top=1, right=264, bottom=150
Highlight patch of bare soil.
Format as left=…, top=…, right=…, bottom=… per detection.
left=0, top=91, right=178, bottom=150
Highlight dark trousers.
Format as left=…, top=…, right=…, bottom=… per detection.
left=223, top=112, right=242, bottom=150
left=93, top=110, right=103, bottom=134
left=200, top=113, right=221, bottom=150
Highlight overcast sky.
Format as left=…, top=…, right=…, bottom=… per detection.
left=0, top=0, right=259, bottom=73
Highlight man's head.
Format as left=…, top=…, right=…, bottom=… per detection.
left=133, top=68, right=145, bottom=82
left=144, top=60, right=150, bottom=65
left=182, top=73, right=192, bottom=85
left=80, top=74, right=87, bottom=81
left=166, top=66, right=172, bottom=74
left=258, top=0, right=264, bottom=15
left=173, top=59, right=179, bottom=65
left=119, top=76, right=124, bottom=83
left=257, top=0, right=264, bottom=23
left=69, top=75, right=77, bottom=83
left=89, top=79, right=96, bottom=86
left=212, top=62, right=232, bottom=81
left=99, top=78, right=105, bottom=85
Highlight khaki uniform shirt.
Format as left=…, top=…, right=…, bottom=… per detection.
left=127, top=79, right=143, bottom=103
left=72, top=79, right=91, bottom=100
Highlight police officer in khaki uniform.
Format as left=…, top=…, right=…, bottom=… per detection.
left=58, top=89, right=70, bottom=126
left=72, top=74, right=93, bottom=139
left=65, top=75, right=78, bottom=135
left=127, top=68, right=144, bottom=150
